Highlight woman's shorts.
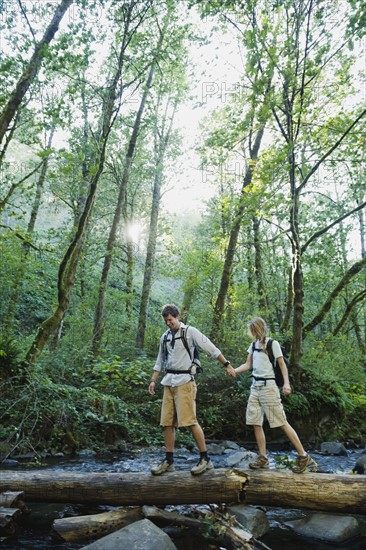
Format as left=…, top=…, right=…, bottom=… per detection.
left=160, top=381, right=197, bottom=427
left=246, top=385, right=287, bottom=428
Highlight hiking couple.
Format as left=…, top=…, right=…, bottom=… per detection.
left=149, top=304, right=316, bottom=475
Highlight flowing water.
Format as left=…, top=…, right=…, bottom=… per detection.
left=0, top=446, right=365, bottom=550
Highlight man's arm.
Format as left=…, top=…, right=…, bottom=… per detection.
left=216, top=353, right=236, bottom=378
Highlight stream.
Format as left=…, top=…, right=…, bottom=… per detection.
left=1, top=444, right=365, bottom=550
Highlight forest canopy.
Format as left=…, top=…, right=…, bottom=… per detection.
left=0, top=0, right=365, bottom=457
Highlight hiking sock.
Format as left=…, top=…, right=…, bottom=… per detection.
left=200, top=451, right=209, bottom=462
left=165, top=452, right=174, bottom=465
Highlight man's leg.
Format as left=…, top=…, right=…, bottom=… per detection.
left=164, top=426, right=175, bottom=453
left=190, top=423, right=206, bottom=452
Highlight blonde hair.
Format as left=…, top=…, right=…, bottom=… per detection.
left=247, top=317, right=268, bottom=348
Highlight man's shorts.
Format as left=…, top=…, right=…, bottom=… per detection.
left=246, top=385, right=287, bottom=428
left=160, top=381, right=197, bottom=427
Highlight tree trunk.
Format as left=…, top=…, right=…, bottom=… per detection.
left=252, top=216, right=269, bottom=312
left=303, top=255, right=366, bottom=337
left=4, top=130, right=54, bottom=332
left=0, top=0, right=73, bottom=145
left=0, top=469, right=365, bottom=514
left=53, top=507, right=143, bottom=542
left=211, top=124, right=266, bottom=339
left=136, top=100, right=177, bottom=349
left=92, top=62, right=156, bottom=356
left=23, top=19, right=128, bottom=367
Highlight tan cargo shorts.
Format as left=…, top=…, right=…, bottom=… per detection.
left=246, top=384, right=287, bottom=428
left=160, top=381, right=197, bottom=427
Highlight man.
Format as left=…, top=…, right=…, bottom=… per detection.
left=149, top=304, right=235, bottom=475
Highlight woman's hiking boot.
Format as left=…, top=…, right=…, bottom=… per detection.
left=151, top=460, right=175, bottom=475
left=292, top=453, right=317, bottom=473
left=249, top=454, right=269, bottom=469
left=191, top=457, right=213, bottom=475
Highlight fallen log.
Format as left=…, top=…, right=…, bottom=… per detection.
left=0, top=469, right=365, bottom=514
left=52, top=507, right=143, bottom=542
left=0, top=491, right=29, bottom=535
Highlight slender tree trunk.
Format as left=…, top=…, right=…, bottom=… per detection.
left=23, top=20, right=128, bottom=367
left=180, top=277, right=196, bottom=323
left=4, top=130, right=55, bottom=331
left=303, top=255, right=366, bottom=336
left=0, top=0, right=73, bottom=146
left=136, top=101, right=177, bottom=349
left=92, top=63, right=156, bottom=356
left=211, top=125, right=266, bottom=339
left=252, top=216, right=268, bottom=312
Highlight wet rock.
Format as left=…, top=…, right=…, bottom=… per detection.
left=287, top=512, right=361, bottom=544
left=0, top=458, right=19, bottom=467
left=353, top=454, right=366, bottom=474
left=206, top=442, right=226, bottom=455
left=226, top=450, right=257, bottom=468
left=221, top=440, right=241, bottom=450
left=79, top=449, right=97, bottom=458
left=228, top=504, right=269, bottom=538
left=320, top=441, right=348, bottom=456
left=80, top=518, right=177, bottom=549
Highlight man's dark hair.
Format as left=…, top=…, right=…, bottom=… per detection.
left=161, top=304, right=180, bottom=318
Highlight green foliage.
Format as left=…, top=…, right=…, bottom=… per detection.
left=0, top=335, right=22, bottom=379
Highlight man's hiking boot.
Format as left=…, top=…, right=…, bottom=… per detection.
left=292, top=453, right=317, bottom=473
left=191, top=457, right=213, bottom=475
left=249, top=454, right=269, bottom=469
left=151, top=460, right=175, bottom=475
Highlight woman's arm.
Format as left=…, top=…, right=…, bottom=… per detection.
left=277, top=356, right=292, bottom=395
left=234, top=354, right=252, bottom=374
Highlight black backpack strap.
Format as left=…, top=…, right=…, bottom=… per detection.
left=180, top=326, right=192, bottom=360
left=266, top=338, right=275, bottom=367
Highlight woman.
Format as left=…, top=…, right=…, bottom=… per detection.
left=234, top=317, right=317, bottom=473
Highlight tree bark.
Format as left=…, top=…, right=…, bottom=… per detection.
left=0, top=0, right=73, bottom=145
left=0, top=469, right=365, bottom=514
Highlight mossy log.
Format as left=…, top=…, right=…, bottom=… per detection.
left=0, top=469, right=365, bottom=514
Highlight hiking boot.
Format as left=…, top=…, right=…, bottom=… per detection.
left=151, top=460, right=175, bottom=475
left=191, top=457, right=213, bottom=475
left=249, top=454, right=269, bottom=469
left=292, top=454, right=317, bottom=474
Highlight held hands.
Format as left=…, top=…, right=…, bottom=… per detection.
left=226, top=364, right=237, bottom=378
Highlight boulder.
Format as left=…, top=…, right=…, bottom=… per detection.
left=287, top=513, right=361, bottom=544
left=226, top=451, right=257, bottom=468
left=221, top=440, right=241, bottom=450
left=227, top=505, right=269, bottom=538
left=80, top=519, right=177, bottom=550
left=206, top=443, right=226, bottom=455
left=320, top=442, right=348, bottom=456
left=353, top=455, right=366, bottom=474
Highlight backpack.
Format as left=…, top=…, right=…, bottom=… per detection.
left=162, top=325, right=202, bottom=376
left=251, top=338, right=288, bottom=388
